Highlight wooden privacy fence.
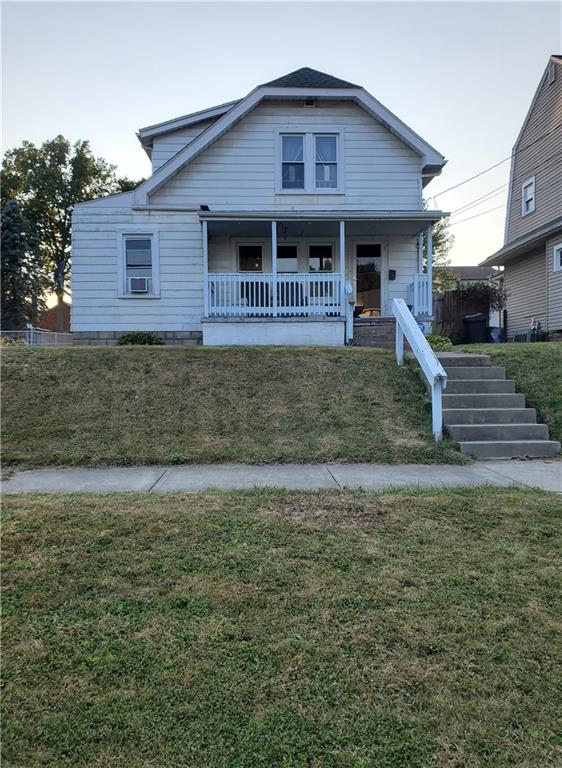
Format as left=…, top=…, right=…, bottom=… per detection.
left=433, top=290, right=489, bottom=343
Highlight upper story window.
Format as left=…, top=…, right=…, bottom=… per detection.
left=279, top=132, right=341, bottom=193
left=281, top=136, right=305, bottom=189
left=120, top=234, right=159, bottom=297
left=521, top=177, right=535, bottom=216
left=553, top=242, right=562, bottom=272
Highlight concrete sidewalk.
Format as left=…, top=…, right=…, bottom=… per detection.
left=2, top=461, right=561, bottom=494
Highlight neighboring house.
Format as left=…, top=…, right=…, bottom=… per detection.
left=71, top=68, right=447, bottom=346
left=442, top=265, right=500, bottom=290
left=481, top=55, right=562, bottom=340
left=39, top=301, right=71, bottom=333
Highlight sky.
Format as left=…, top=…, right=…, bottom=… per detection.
left=2, top=0, right=561, bottom=266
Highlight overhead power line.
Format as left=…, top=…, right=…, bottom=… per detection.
left=428, top=122, right=562, bottom=203
left=450, top=184, right=508, bottom=216
left=448, top=204, right=506, bottom=227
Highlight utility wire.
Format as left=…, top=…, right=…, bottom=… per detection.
left=428, top=122, right=562, bottom=203
left=450, top=184, right=508, bottom=216
left=448, top=204, right=506, bottom=227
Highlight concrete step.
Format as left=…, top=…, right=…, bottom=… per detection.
left=437, top=353, right=491, bottom=367
left=443, top=393, right=526, bottom=409
left=445, top=379, right=515, bottom=394
left=443, top=408, right=537, bottom=425
left=458, top=440, right=561, bottom=459
left=444, top=366, right=506, bottom=380
left=447, top=423, right=550, bottom=442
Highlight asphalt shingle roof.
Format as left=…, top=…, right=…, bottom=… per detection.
left=262, top=67, right=359, bottom=89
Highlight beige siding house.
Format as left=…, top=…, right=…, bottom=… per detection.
left=71, top=68, right=447, bottom=346
left=481, top=55, right=562, bottom=339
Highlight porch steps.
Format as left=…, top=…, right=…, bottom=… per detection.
left=352, top=318, right=398, bottom=349
left=437, top=353, right=560, bottom=460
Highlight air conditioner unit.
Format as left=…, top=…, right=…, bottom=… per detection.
left=128, top=277, right=151, bottom=293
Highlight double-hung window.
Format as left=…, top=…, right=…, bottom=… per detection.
left=281, top=135, right=305, bottom=190
left=554, top=242, right=562, bottom=273
left=315, top=135, right=338, bottom=189
left=121, top=234, right=158, bottom=296
left=522, top=177, right=535, bottom=216
left=280, top=132, right=341, bottom=192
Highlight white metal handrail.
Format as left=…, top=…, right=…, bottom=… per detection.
left=392, top=298, right=447, bottom=440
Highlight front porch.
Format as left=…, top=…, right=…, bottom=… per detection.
left=200, top=213, right=437, bottom=345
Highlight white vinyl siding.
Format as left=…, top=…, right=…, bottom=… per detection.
left=71, top=199, right=204, bottom=332
left=150, top=100, right=422, bottom=210
left=150, top=119, right=217, bottom=172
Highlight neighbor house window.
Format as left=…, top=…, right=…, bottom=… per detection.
left=277, top=244, right=298, bottom=273
left=238, top=244, right=263, bottom=272
left=281, top=135, right=305, bottom=189
left=122, top=235, right=158, bottom=296
left=554, top=243, right=562, bottom=272
left=279, top=132, right=341, bottom=192
left=522, top=177, right=535, bottom=215
left=309, top=245, right=334, bottom=272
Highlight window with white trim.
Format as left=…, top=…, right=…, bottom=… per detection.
left=279, top=132, right=341, bottom=192
left=122, top=235, right=158, bottom=296
left=309, top=244, right=334, bottom=272
left=522, top=177, right=535, bottom=216
left=554, top=242, right=562, bottom=272
left=277, top=244, right=298, bottom=273
left=238, top=244, right=263, bottom=272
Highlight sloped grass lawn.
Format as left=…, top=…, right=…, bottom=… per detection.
left=3, top=488, right=561, bottom=767
left=1, top=346, right=464, bottom=466
left=457, top=342, right=562, bottom=444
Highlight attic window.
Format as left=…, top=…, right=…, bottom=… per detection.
left=548, top=62, right=556, bottom=84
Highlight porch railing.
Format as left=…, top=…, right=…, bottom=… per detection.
left=207, top=273, right=344, bottom=317
left=392, top=298, right=447, bottom=441
left=409, top=273, right=431, bottom=316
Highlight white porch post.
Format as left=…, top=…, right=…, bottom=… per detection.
left=202, top=219, right=209, bottom=317
left=340, top=220, right=351, bottom=341
left=426, top=223, right=433, bottom=317
left=271, top=220, right=278, bottom=317
left=417, top=235, right=423, bottom=274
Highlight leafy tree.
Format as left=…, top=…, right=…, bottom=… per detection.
left=421, top=204, right=457, bottom=292
left=1, top=201, right=48, bottom=328
left=117, top=176, right=145, bottom=192
left=1, top=136, right=144, bottom=325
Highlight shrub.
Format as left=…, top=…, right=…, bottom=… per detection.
left=426, top=334, right=453, bottom=351
left=117, top=331, right=163, bottom=346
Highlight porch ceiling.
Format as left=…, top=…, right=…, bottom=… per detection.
left=206, top=215, right=440, bottom=239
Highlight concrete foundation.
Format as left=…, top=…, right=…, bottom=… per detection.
left=72, top=331, right=202, bottom=346
left=202, top=317, right=346, bottom=347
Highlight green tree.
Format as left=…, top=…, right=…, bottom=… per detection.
left=1, top=136, right=143, bottom=327
left=421, top=205, right=457, bottom=292
left=1, top=201, right=48, bottom=328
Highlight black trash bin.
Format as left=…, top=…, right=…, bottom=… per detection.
left=463, top=313, right=488, bottom=343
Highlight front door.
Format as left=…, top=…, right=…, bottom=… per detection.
left=355, top=244, right=382, bottom=317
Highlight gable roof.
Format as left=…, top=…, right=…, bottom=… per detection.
left=262, top=67, right=358, bottom=89
left=133, top=69, right=446, bottom=206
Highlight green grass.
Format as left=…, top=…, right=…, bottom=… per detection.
left=3, top=488, right=561, bottom=767
left=457, top=342, right=562, bottom=443
left=1, top=346, right=465, bottom=467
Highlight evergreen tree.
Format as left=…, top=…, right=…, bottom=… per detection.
left=1, top=201, right=48, bottom=328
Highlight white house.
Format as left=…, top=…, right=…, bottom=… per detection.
left=71, top=68, right=447, bottom=346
